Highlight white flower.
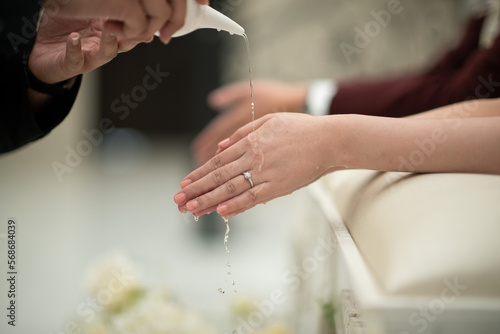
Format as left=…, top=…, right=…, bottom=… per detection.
left=261, top=322, right=293, bottom=334
left=230, top=294, right=259, bottom=319
left=110, top=291, right=218, bottom=334
left=84, top=253, right=144, bottom=313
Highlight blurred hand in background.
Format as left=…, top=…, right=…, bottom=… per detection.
left=191, top=80, right=308, bottom=166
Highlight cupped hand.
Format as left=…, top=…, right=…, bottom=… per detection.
left=50, top=0, right=209, bottom=43
left=175, top=113, right=338, bottom=218
left=29, top=13, right=138, bottom=84
left=191, top=80, right=308, bottom=166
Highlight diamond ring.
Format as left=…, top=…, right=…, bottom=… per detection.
left=242, top=171, right=254, bottom=188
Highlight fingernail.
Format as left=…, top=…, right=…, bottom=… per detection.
left=143, top=36, right=154, bottom=43
left=218, top=138, right=230, bottom=148
left=180, top=179, right=192, bottom=188
left=71, top=35, right=79, bottom=46
left=163, top=37, right=171, bottom=45
left=179, top=205, right=187, bottom=213
left=174, top=193, right=186, bottom=204
left=217, top=204, right=227, bottom=214
left=186, top=200, right=199, bottom=211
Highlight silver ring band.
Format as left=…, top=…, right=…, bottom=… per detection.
left=243, top=171, right=254, bottom=188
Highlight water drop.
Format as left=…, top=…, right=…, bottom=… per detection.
left=218, top=288, right=225, bottom=294
left=226, top=261, right=231, bottom=268
left=231, top=280, right=235, bottom=285
left=227, top=271, right=231, bottom=275
left=223, top=218, right=230, bottom=253
left=193, top=216, right=199, bottom=222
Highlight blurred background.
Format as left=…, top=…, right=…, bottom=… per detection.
left=0, top=0, right=469, bottom=333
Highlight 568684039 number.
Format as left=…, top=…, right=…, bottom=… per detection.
left=7, top=219, right=16, bottom=271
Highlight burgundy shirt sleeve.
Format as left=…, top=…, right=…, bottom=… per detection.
left=329, top=15, right=500, bottom=117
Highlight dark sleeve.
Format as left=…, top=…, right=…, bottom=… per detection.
left=0, top=2, right=82, bottom=154
left=0, top=54, right=82, bottom=154
left=329, top=15, right=500, bottom=117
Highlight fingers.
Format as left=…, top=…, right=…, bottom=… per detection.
left=64, top=31, right=119, bottom=79
left=158, top=0, right=187, bottom=43
left=174, top=145, right=254, bottom=212
left=217, top=115, right=269, bottom=152
left=216, top=183, right=269, bottom=218
left=191, top=107, right=246, bottom=166
left=101, top=0, right=170, bottom=42
left=96, top=32, right=120, bottom=65
left=182, top=141, right=246, bottom=187
left=179, top=154, right=248, bottom=202
left=63, top=32, right=84, bottom=79
left=196, top=0, right=209, bottom=4
left=176, top=115, right=276, bottom=218
left=208, top=82, right=250, bottom=110
left=183, top=172, right=257, bottom=217
left=191, top=120, right=223, bottom=166
left=141, top=0, right=173, bottom=43
left=110, top=1, right=149, bottom=40
left=117, top=39, right=140, bottom=53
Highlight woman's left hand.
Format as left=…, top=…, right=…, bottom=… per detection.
left=174, top=113, right=338, bottom=218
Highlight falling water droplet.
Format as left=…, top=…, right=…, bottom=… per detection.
left=223, top=218, right=230, bottom=254
left=218, top=288, right=225, bottom=294
left=194, top=216, right=199, bottom=222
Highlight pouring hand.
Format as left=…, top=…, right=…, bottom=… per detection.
left=29, top=14, right=139, bottom=84
left=48, top=0, right=209, bottom=43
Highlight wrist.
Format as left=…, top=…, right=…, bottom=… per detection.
left=321, top=115, right=352, bottom=170
left=289, top=83, right=308, bottom=113
left=25, top=65, right=77, bottom=96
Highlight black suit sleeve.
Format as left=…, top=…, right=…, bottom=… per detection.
left=0, top=2, right=82, bottom=154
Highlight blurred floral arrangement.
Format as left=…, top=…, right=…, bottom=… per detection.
left=75, top=253, right=293, bottom=334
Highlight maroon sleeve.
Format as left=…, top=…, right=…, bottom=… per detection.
left=329, top=15, right=500, bottom=117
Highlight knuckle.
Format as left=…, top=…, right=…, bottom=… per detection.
left=171, top=16, right=185, bottom=30
left=225, top=181, right=237, bottom=194
left=211, top=155, right=223, bottom=169
left=66, top=54, right=83, bottom=69
left=246, top=189, right=257, bottom=203
left=102, top=47, right=118, bottom=60
left=212, top=169, right=224, bottom=184
left=196, top=194, right=210, bottom=208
